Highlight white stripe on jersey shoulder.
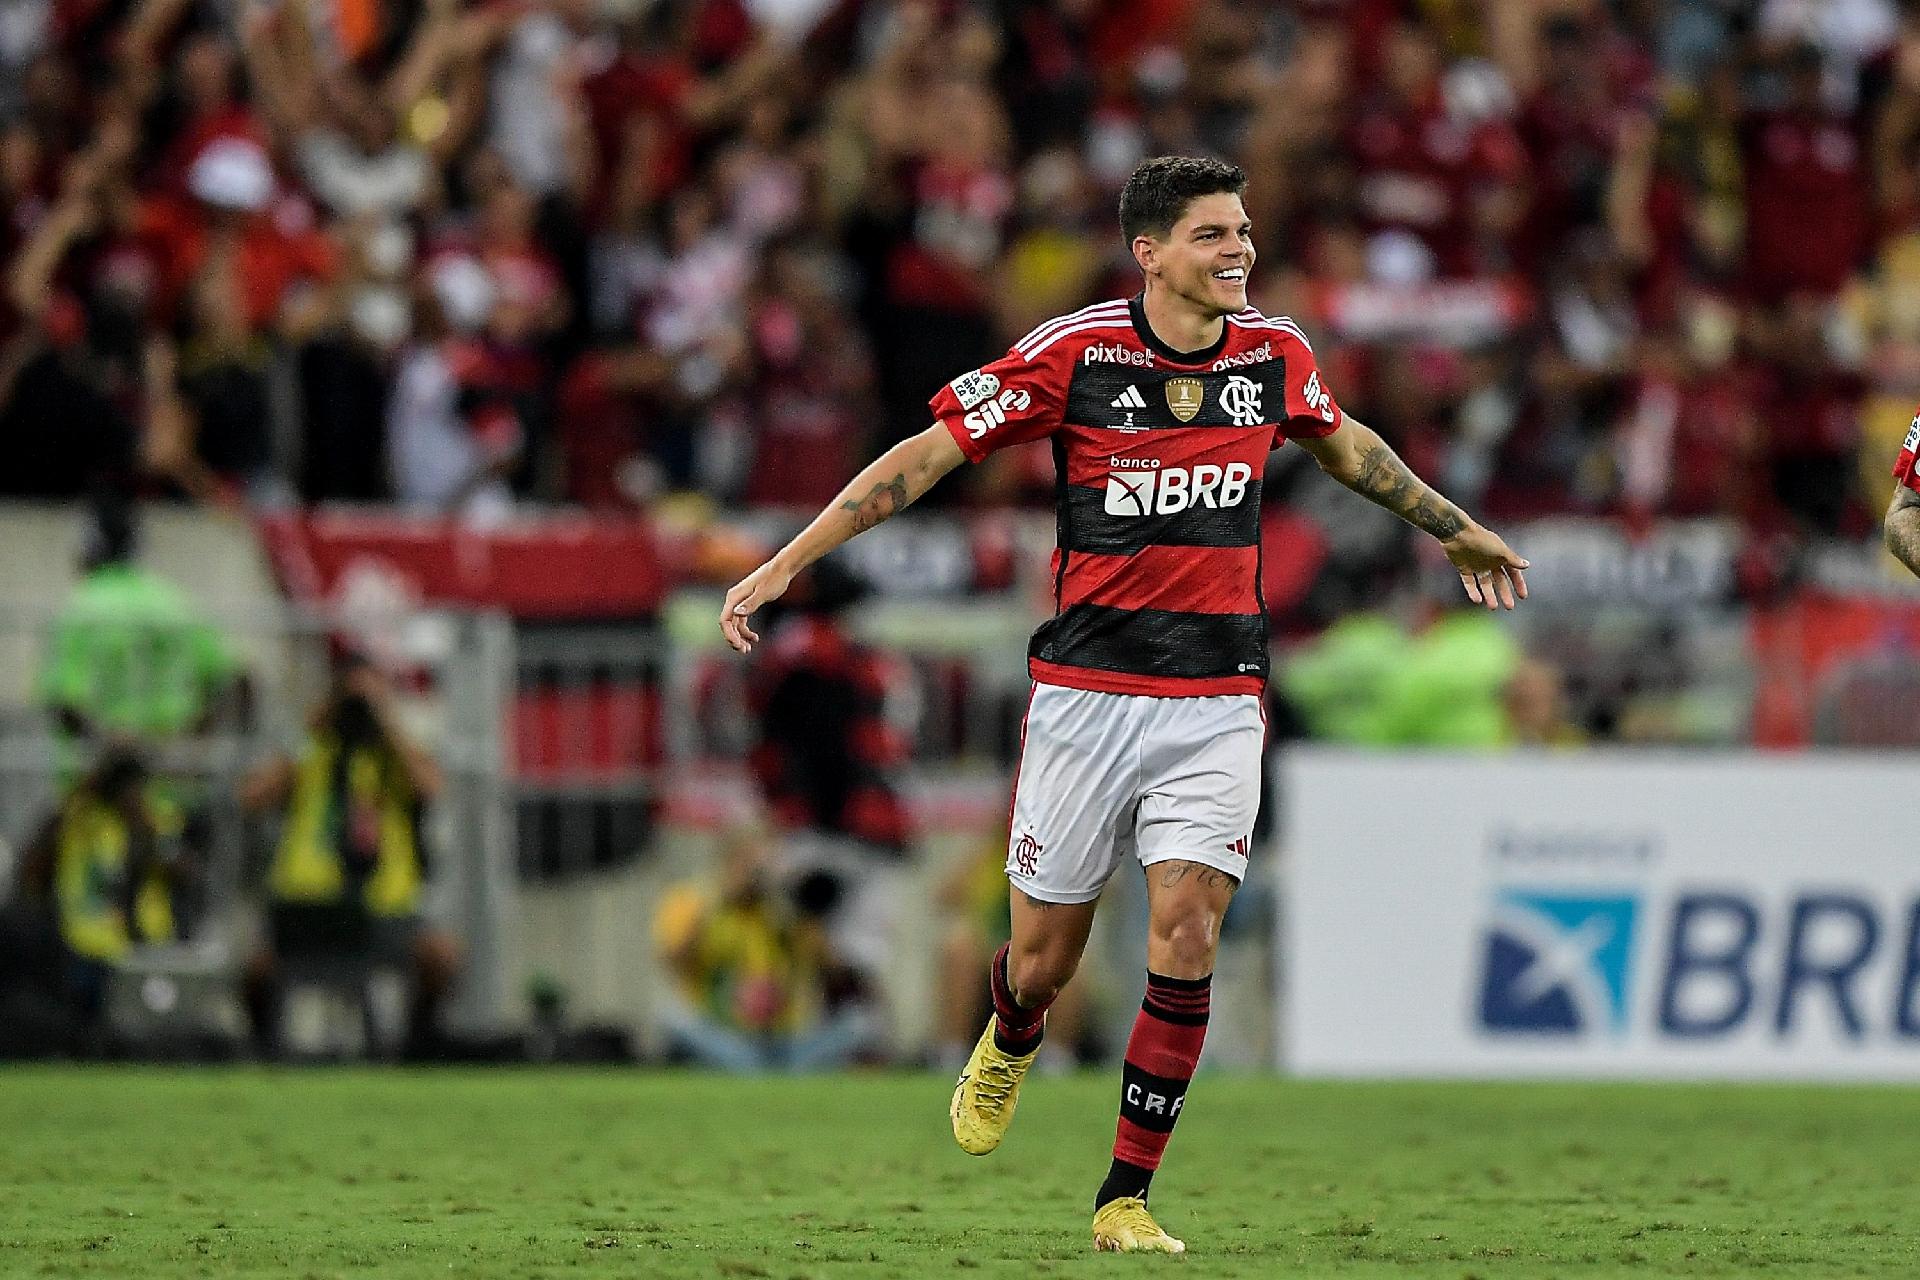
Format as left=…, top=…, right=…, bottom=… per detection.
left=1228, top=311, right=1313, bottom=352
left=1015, top=300, right=1131, bottom=357
left=1024, top=316, right=1139, bottom=361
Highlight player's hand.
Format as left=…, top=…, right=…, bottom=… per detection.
left=1442, top=525, right=1529, bottom=611
left=719, top=560, right=794, bottom=653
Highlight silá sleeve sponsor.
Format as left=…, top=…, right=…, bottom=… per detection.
left=1896, top=412, right=1920, bottom=490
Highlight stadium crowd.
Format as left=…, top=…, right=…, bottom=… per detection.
left=1, top=0, right=1918, bottom=546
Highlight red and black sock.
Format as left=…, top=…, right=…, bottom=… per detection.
left=988, top=941, right=1052, bottom=1056
left=1096, top=970, right=1210, bottom=1210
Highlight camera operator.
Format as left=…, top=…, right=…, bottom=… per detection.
left=239, top=653, right=459, bottom=1058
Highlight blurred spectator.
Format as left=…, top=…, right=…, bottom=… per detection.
left=387, top=255, right=524, bottom=518
left=10, top=0, right=1920, bottom=758
left=1504, top=656, right=1585, bottom=748
left=652, top=823, right=877, bottom=1072
left=1279, top=606, right=1521, bottom=747
left=739, top=237, right=878, bottom=506
left=38, top=502, right=243, bottom=760
left=1742, top=42, right=1872, bottom=304
left=1277, top=613, right=1408, bottom=746
left=746, top=559, right=911, bottom=854
left=1753, top=292, right=1868, bottom=534
left=1346, top=18, right=1526, bottom=281
left=239, top=654, right=459, bottom=1059
left=0, top=747, right=194, bottom=1047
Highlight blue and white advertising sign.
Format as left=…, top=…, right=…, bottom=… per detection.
left=1278, top=752, right=1920, bottom=1079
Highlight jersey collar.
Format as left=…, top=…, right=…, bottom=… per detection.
left=1128, top=292, right=1229, bottom=367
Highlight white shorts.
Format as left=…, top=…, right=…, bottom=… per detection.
left=1005, top=682, right=1264, bottom=904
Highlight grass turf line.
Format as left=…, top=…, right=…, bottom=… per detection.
left=1, top=1069, right=1916, bottom=1278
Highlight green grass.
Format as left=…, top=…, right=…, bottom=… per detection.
left=1, top=1069, right=1917, bottom=1278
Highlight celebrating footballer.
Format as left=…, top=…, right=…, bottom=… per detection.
left=720, top=155, right=1530, bottom=1254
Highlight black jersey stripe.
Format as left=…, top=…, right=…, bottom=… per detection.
left=1031, top=604, right=1269, bottom=681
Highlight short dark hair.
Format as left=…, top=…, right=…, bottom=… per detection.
left=1119, top=155, right=1247, bottom=242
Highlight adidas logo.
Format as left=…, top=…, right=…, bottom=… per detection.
left=1111, top=385, right=1147, bottom=410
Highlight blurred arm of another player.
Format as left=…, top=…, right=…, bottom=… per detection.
left=1886, top=485, right=1920, bottom=577
left=720, top=425, right=967, bottom=652
left=1886, top=413, right=1920, bottom=578
left=1292, top=415, right=1530, bottom=611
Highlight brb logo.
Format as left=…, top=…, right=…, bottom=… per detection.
left=1479, top=892, right=1638, bottom=1035
left=1476, top=887, right=1920, bottom=1042
left=964, top=385, right=1034, bottom=438
left=1104, top=457, right=1252, bottom=516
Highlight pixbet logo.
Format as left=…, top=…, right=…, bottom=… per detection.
left=1083, top=342, right=1153, bottom=366
left=1103, top=458, right=1252, bottom=516
left=1212, top=342, right=1271, bottom=371
left=1477, top=887, right=1920, bottom=1041
left=964, top=385, right=1034, bottom=438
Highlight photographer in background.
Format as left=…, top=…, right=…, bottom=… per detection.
left=0, top=747, right=195, bottom=1052
left=239, top=653, right=460, bottom=1058
left=652, top=823, right=878, bottom=1072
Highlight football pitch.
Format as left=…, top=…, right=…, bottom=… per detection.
left=2, top=1069, right=1916, bottom=1278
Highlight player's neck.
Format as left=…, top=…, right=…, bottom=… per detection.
left=1140, top=284, right=1226, bottom=356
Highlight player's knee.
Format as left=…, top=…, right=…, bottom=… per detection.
left=1148, top=910, right=1219, bottom=974
left=1009, top=948, right=1076, bottom=1008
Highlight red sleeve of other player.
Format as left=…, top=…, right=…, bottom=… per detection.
left=1274, top=333, right=1343, bottom=445
left=1894, top=412, right=1920, bottom=495
left=928, top=343, right=1068, bottom=463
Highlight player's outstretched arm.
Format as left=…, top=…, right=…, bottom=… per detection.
left=1294, top=414, right=1530, bottom=610
left=1886, top=486, right=1920, bottom=578
left=719, top=424, right=967, bottom=652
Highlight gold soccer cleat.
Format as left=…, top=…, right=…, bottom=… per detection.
left=1092, top=1197, right=1186, bottom=1254
left=949, top=1020, right=1037, bottom=1155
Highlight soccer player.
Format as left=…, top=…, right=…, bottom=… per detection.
left=1887, top=411, right=1920, bottom=576
left=719, top=156, right=1529, bottom=1254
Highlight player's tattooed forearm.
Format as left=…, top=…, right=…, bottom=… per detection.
left=1156, top=862, right=1240, bottom=894
left=1350, top=441, right=1416, bottom=510
left=1350, top=442, right=1464, bottom=539
left=840, top=472, right=911, bottom=535
left=1409, top=492, right=1466, bottom=540
left=1018, top=890, right=1058, bottom=911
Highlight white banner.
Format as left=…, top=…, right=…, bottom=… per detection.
left=1278, top=750, right=1920, bottom=1079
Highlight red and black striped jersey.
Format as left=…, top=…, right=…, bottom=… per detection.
left=930, top=293, right=1343, bottom=698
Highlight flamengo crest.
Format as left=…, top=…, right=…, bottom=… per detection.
left=1220, top=375, right=1263, bottom=427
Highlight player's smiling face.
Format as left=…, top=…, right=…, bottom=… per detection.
left=1155, top=193, right=1254, bottom=315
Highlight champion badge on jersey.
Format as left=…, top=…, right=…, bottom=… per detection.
left=949, top=369, right=1000, bottom=411
left=1165, top=377, right=1203, bottom=422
